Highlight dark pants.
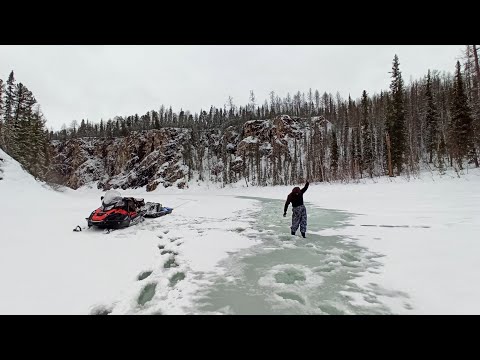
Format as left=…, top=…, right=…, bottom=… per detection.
left=291, top=205, right=307, bottom=234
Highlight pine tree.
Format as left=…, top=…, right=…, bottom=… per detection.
left=0, top=79, right=4, bottom=149
left=386, top=55, right=407, bottom=175
left=152, top=110, right=160, bottom=130
left=330, top=130, right=339, bottom=177
left=355, top=126, right=362, bottom=178
left=222, top=148, right=228, bottom=185
left=361, top=90, right=374, bottom=177
left=99, top=119, right=105, bottom=137
left=121, top=120, right=129, bottom=137
left=464, top=46, right=480, bottom=162
left=425, top=70, right=439, bottom=164
left=3, top=71, right=16, bottom=152
left=350, top=127, right=356, bottom=179
left=12, top=83, right=36, bottom=163
left=383, top=94, right=392, bottom=174
left=449, top=61, right=478, bottom=168
left=342, top=105, right=349, bottom=175
left=438, top=135, right=447, bottom=175
left=28, top=106, right=47, bottom=177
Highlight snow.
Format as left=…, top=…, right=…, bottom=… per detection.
left=2, top=147, right=480, bottom=314
left=102, top=189, right=122, bottom=205
left=260, top=143, right=272, bottom=151
left=0, top=149, right=258, bottom=314
left=242, top=136, right=259, bottom=144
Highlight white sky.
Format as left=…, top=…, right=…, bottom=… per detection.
left=0, top=45, right=464, bottom=130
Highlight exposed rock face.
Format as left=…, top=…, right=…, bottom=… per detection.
left=52, top=128, right=190, bottom=190
left=273, top=115, right=303, bottom=140
left=51, top=115, right=330, bottom=190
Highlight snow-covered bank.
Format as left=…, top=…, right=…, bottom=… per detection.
left=0, top=150, right=259, bottom=314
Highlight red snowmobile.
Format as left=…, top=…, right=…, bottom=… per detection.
left=74, top=190, right=173, bottom=231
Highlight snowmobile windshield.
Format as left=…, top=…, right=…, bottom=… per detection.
left=101, top=199, right=125, bottom=211
left=102, top=190, right=122, bottom=207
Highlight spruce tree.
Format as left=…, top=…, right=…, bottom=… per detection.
left=99, top=119, right=105, bottom=137
left=438, top=135, right=447, bottom=174
left=4, top=71, right=16, bottom=152
left=361, top=90, right=374, bottom=177
left=424, top=70, right=439, bottom=164
left=0, top=79, right=4, bottom=149
left=386, top=55, right=407, bottom=175
left=450, top=61, right=478, bottom=168
left=12, top=83, right=36, bottom=163
left=350, top=127, right=356, bottom=178
left=28, top=106, right=47, bottom=177
left=355, top=126, right=362, bottom=178
left=331, top=130, right=339, bottom=177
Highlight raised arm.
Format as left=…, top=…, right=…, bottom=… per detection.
left=283, top=195, right=291, bottom=215
left=301, top=181, right=309, bottom=194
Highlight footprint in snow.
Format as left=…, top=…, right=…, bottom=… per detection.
left=137, top=271, right=153, bottom=281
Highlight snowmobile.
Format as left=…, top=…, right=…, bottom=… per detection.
left=75, top=190, right=173, bottom=231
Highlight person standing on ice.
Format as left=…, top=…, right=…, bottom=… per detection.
left=283, top=180, right=309, bottom=238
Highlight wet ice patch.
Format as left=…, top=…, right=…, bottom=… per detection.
left=137, top=283, right=157, bottom=306
left=276, top=291, right=306, bottom=305
left=217, top=306, right=236, bottom=314
left=278, top=234, right=294, bottom=242
left=258, top=264, right=324, bottom=309
left=90, top=304, right=114, bottom=315
left=137, top=271, right=153, bottom=281
left=281, top=242, right=297, bottom=249
left=340, top=253, right=360, bottom=262
left=192, top=196, right=393, bottom=315
left=274, top=267, right=306, bottom=284
left=313, top=264, right=340, bottom=274
left=259, top=264, right=323, bottom=289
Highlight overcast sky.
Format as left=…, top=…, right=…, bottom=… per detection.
left=0, top=45, right=464, bottom=130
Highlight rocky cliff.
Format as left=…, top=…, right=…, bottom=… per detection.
left=51, top=115, right=331, bottom=190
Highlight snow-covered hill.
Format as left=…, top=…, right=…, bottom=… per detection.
left=50, top=115, right=334, bottom=191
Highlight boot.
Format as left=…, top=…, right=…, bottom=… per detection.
left=301, top=232, right=306, bottom=238
left=291, top=230, right=296, bottom=236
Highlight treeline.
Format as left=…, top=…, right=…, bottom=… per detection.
left=2, top=45, right=480, bottom=187
left=51, top=46, right=480, bottom=181
left=0, top=71, right=51, bottom=179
